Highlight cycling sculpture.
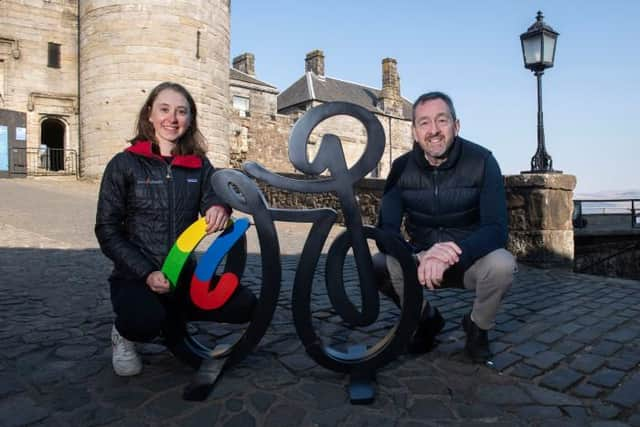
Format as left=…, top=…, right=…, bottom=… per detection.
left=174, top=102, right=422, bottom=404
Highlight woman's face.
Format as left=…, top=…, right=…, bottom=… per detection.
left=148, top=89, right=191, bottom=146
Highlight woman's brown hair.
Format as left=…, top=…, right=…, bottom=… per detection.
left=131, top=81, right=207, bottom=157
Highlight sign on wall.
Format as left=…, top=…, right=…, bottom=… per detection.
left=0, top=125, right=8, bottom=171
left=16, top=127, right=26, bottom=141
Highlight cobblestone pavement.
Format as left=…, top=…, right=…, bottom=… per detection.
left=1, top=178, right=639, bottom=427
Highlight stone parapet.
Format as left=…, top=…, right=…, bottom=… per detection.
left=505, top=173, right=576, bottom=268
left=253, top=172, right=385, bottom=226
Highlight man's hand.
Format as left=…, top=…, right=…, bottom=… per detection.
left=418, top=241, right=462, bottom=266
left=417, top=257, right=449, bottom=290
left=146, top=271, right=170, bottom=294
left=205, top=205, right=229, bottom=234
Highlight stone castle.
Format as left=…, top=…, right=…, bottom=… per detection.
left=0, top=0, right=412, bottom=179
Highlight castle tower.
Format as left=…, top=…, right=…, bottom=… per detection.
left=79, top=0, right=231, bottom=177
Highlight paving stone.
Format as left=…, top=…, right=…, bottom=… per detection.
left=143, top=389, right=198, bottom=419
left=551, top=340, right=584, bottom=356
left=99, top=387, right=153, bottom=410
left=515, top=405, right=563, bottom=419
left=588, top=368, right=626, bottom=388
left=520, top=383, right=582, bottom=406
left=490, top=352, right=522, bottom=371
left=511, top=342, right=548, bottom=357
left=405, top=375, right=450, bottom=395
left=496, top=320, right=523, bottom=333
left=475, top=385, right=532, bottom=405
left=223, top=411, right=256, bottom=427
left=263, top=403, right=306, bottom=427
left=510, top=363, right=542, bottom=380
left=572, top=382, right=602, bottom=398
left=453, top=402, right=505, bottom=419
left=499, top=332, right=531, bottom=345
left=300, top=382, right=348, bottom=409
left=278, top=353, right=317, bottom=371
left=308, top=406, right=352, bottom=427
left=539, top=368, right=583, bottom=392
left=562, top=406, right=590, bottom=421
left=535, top=330, right=564, bottom=344
left=179, top=403, right=222, bottom=427
left=226, top=398, right=244, bottom=412
left=590, top=422, right=636, bottom=427
left=57, top=402, right=126, bottom=427
left=526, top=351, right=565, bottom=370
left=570, top=353, right=606, bottom=374
left=592, top=403, right=621, bottom=420
left=589, top=340, right=623, bottom=357
left=605, top=372, right=640, bottom=408
left=629, top=414, right=640, bottom=427
left=0, top=395, right=50, bottom=427
left=607, top=356, right=639, bottom=372
left=570, top=328, right=603, bottom=343
left=0, top=374, right=25, bottom=398
left=606, top=328, right=639, bottom=343
left=249, top=391, right=276, bottom=413
left=408, top=397, right=454, bottom=419
left=54, top=344, right=98, bottom=360
left=558, top=324, right=582, bottom=335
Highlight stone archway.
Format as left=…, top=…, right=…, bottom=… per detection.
left=40, top=117, right=65, bottom=171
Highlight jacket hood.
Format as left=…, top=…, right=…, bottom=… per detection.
left=126, top=140, right=202, bottom=168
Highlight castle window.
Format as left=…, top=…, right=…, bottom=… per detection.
left=232, top=95, right=250, bottom=117
left=48, top=42, right=61, bottom=68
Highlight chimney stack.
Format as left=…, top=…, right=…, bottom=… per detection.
left=379, top=57, right=403, bottom=116
left=305, top=50, right=325, bottom=76
left=233, top=53, right=255, bottom=76
left=381, top=58, right=400, bottom=99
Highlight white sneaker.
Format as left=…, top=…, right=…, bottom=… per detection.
left=111, top=324, right=142, bottom=376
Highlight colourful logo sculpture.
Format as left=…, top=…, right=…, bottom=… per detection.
left=161, top=217, right=250, bottom=310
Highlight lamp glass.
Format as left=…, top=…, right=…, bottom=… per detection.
left=543, top=33, right=556, bottom=64
left=522, top=35, right=542, bottom=65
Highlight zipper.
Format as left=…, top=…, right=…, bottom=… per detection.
left=166, top=162, right=176, bottom=252
left=433, top=169, right=441, bottom=242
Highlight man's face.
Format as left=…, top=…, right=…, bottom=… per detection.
left=412, top=98, right=460, bottom=166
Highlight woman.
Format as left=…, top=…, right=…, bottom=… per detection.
left=95, top=82, right=255, bottom=376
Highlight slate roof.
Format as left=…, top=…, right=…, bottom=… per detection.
left=277, top=72, right=412, bottom=119
left=230, top=68, right=277, bottom=90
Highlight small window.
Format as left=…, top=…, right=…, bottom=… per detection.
left=232, top=95, right=250, bottom=117
left=48, top=42, right=61, bottom=68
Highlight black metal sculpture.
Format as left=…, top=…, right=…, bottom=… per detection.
left=174, top=102, right=422, bottom=403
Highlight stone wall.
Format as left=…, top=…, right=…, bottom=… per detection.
left=79, top=0, right=230, bottom=177
left=1, top=0, right=79, bottom=154
left=230, top=114, right=294, bottom=172
left=253, top=172, right=385, bottom=226
left=254, top=171, right=580, bottom=271
left=505, top=173, right=576, bottom=268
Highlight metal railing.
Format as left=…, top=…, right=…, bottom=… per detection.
left=11, top=147, right=79, bottom=178
left=573, top=199, right=640, bottom=229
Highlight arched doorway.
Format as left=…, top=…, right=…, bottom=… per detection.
left=40, top=118, right=65, bottom=171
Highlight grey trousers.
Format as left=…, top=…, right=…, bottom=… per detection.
left=374, top=249, right=516, bottom=330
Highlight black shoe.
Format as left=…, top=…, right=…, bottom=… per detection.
left=462, top=313, right=491, bottom=363
left=408, top=307, right=445, bottom=354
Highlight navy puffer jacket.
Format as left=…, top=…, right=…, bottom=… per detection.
left=95, top=141, right=227, bottom=282
left=378, top=137, right=508, bottom=271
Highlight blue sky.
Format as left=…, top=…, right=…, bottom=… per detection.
left=230, top=1, right=639, bottom=195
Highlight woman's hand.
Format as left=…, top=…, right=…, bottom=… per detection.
left=205, top=205, right=230, bottom=234
left=146, top=271, right=170, bottom=294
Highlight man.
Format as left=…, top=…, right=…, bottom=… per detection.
left=375, top=91, right=516, bottom=363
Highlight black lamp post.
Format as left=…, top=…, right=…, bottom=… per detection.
left=520, top=11, right=560, bottom=173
